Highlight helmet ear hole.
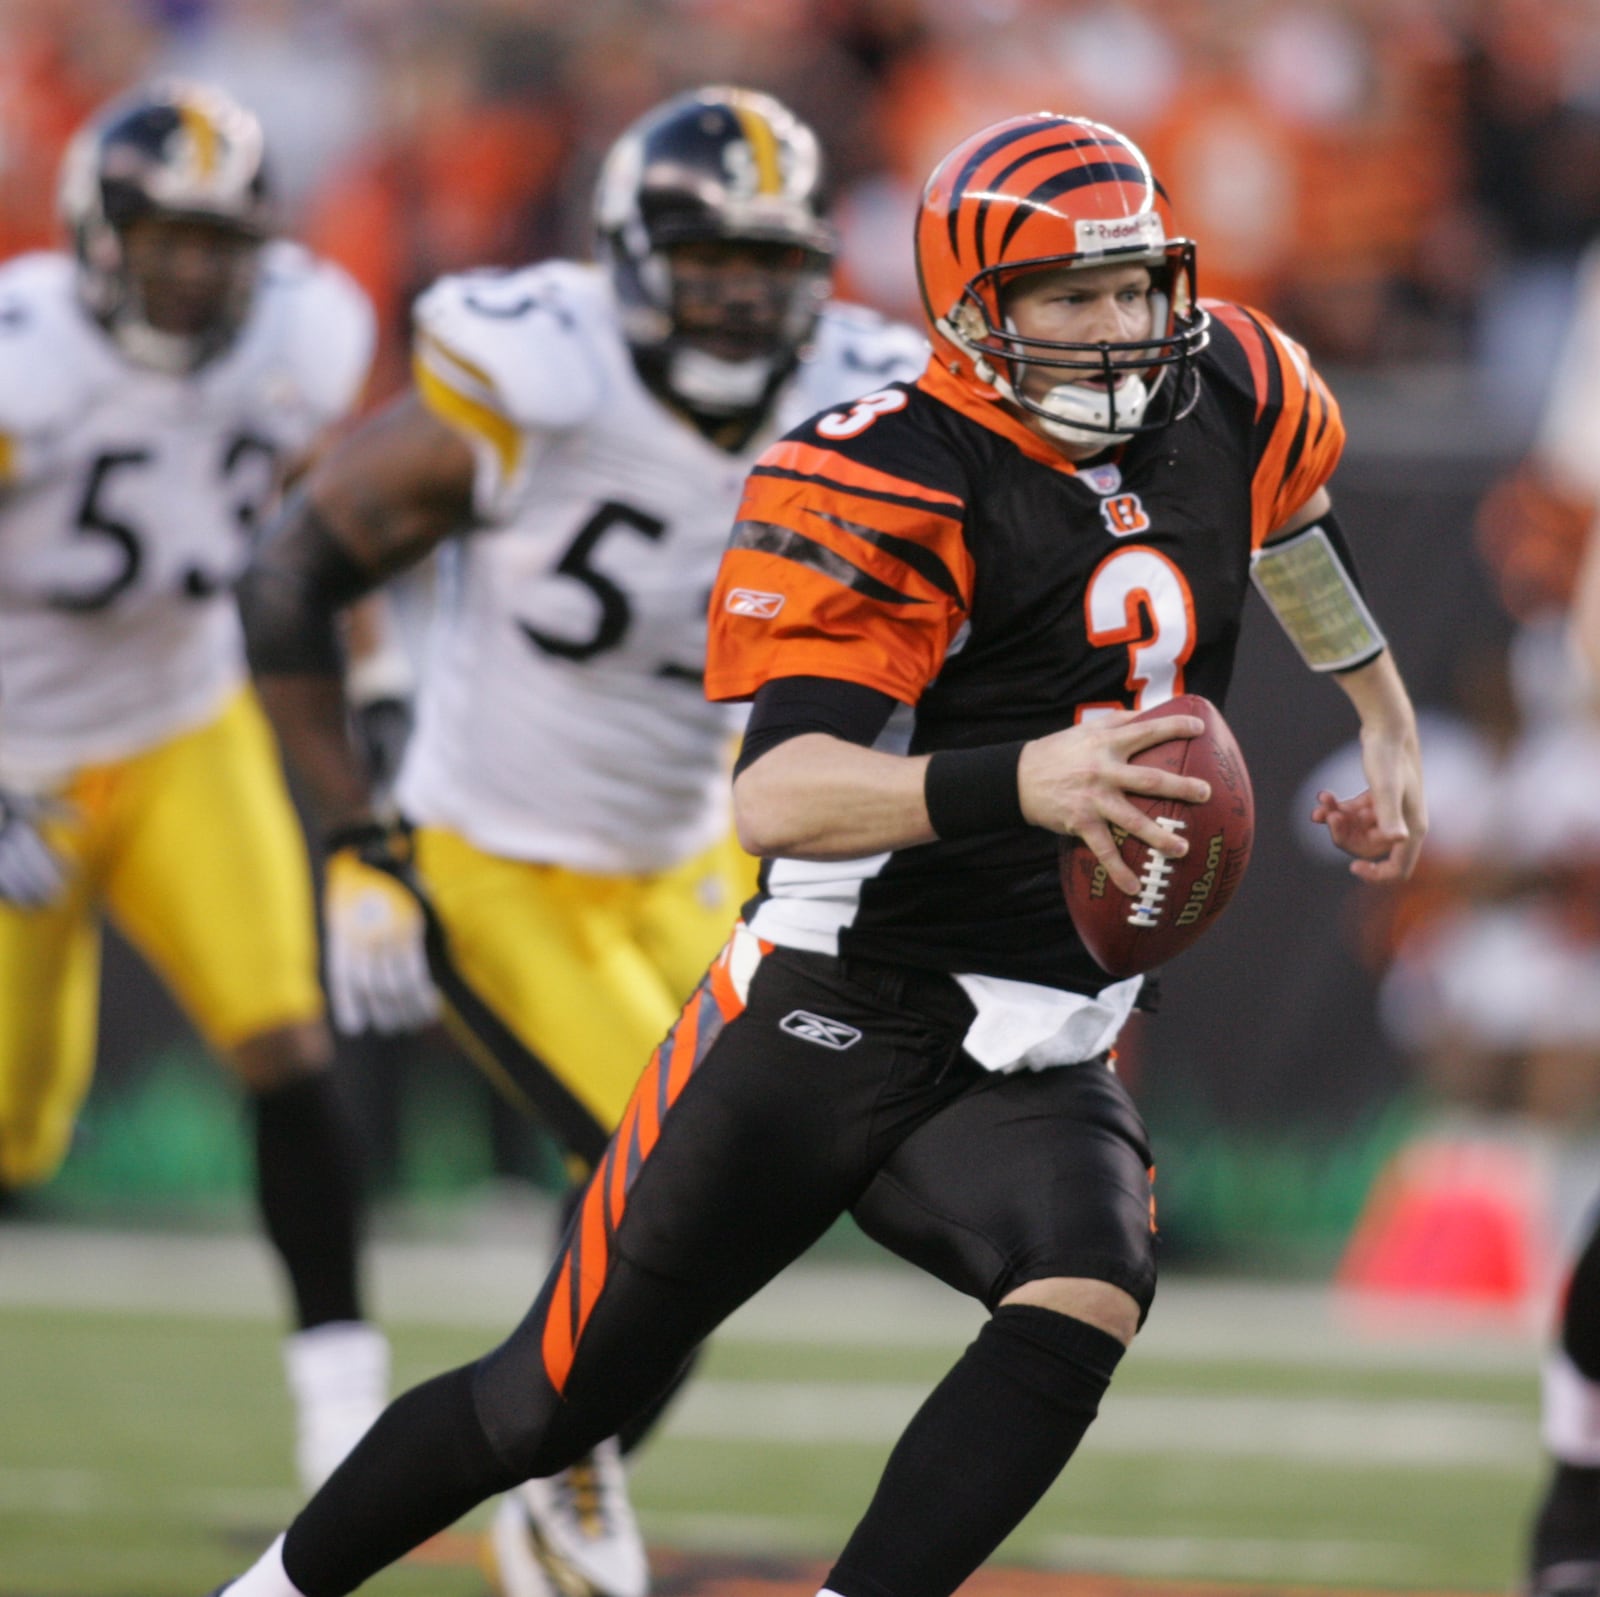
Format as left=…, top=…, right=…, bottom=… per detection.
left=947, top=302, right=988, bottom=345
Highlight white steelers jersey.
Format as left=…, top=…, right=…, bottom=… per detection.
left=398, top=259, right=926, bottom=874
left=0, top=244, right=373, bottom=788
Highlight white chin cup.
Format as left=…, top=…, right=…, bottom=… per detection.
left=110, top=315, right=205, bottom=374
left=1033, top=374, right=1150, bottom=447
left=666, top=346, right=774, bottom=413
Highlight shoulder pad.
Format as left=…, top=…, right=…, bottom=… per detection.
left=259, top=243, right=376, bottom=426
left=1200, top=298, right=1345, bottom=543
left=0, top=253, right=100, bottom=450
left=1200, top=299, right=1325, bottom=417
left=412, top=260, right=604, bottom=437
left=808, top=300, right=929, bottom=392
left=783, top=382, right=970, bottom=504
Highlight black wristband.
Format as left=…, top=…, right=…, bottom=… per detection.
left=322, top=817, right=392, bottom=856
left=923, top=742, right=1028, bottom=839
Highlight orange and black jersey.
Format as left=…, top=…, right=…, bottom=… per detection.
left=707, top=300, right=1346, bottom=993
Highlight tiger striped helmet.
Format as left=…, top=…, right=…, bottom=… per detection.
left=915, top=113, right=1207, bottom=440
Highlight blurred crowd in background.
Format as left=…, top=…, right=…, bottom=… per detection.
left=13, top=0, right=1600, bottom=1263
left=4, top=0, right=1600, bottom=412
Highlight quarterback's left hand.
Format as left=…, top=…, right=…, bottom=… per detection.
left=1311, top=724, right=1427, bottom=884
left=323, top=826, right=439, bottom=1035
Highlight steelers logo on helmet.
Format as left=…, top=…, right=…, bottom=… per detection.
left=914, top=113, right=1209, bottom=447
left=59, top=80, right=273, bottom=373
left=595, top=86, right=835, bottom=420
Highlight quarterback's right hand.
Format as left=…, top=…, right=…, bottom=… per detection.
left=0, top=791, right=69, bottom=908
left=323, top=829, right=440, bottom=1035
left=1018, top=709, right=1209, bottom=896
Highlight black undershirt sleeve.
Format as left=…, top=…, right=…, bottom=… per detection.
left=733, top=676, right=900, bottom=778
left=236, top=493, right=377, bottom=677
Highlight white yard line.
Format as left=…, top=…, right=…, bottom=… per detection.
left=1028, top=1532, right=1442, bottom=1584
left=0, top=1219, right=1541, bottom=1373
left=627, top=1514, right=1441, bottom=1586
left=663, top=1380, right=1536, bottom=1465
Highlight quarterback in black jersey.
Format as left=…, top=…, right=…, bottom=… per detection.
left=209, top=115, right=1425, bottom=1597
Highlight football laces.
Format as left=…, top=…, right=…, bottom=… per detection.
left=1127, top=816, right=1185, bottom=927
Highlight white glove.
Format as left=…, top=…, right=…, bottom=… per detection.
left=0, top=792, right=69, bottom=908
left=323, top=842, right=439, bottom=1034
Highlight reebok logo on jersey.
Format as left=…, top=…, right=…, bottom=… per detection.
left=726, top=588, right=786, bottom=619
left=779, top=1010, right=862, bottom=1050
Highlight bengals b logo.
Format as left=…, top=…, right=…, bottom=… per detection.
left=1101, top=493, right=1151, bottom=536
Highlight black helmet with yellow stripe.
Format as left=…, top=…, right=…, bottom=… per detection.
left=58, top=80, right=273, bottom=372
left=595, top=86, right=835, bottom=421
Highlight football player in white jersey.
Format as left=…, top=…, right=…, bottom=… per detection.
left=238, top=85, right=925, bottom=1597
left=0, top=82, right=390, bottom=1492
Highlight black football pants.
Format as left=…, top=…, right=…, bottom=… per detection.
left=280, top=939, right=1159, bottom=1596
left=469, top=941, right=1158, bottom=1479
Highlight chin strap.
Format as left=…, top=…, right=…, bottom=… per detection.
left=107, top=314, right=208, bottom=374
left=940, top=313, right=1150, bottom=447
left=1030, top=374, right=1149, bottom=446
left=664, top=345, right=778, bottom=414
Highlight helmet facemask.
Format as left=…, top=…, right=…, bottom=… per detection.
left=595, top=87, right=835, bottom=421
left=634, top=235, right=831, bottom=415
left=942, top=240, right=1208, bottom=449
left=59, top=82, right=273, bottom=373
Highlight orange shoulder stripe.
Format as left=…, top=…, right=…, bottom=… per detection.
left=760, top=439, right=965, bottom=512
left=1249, top=324, right=1345, bottom=545
left=736, top=475, right=973, bottom=608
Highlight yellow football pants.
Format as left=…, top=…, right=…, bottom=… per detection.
left=0, top=688, right=323, bottom=1188
left=412, top=825, right=758, bottom=1165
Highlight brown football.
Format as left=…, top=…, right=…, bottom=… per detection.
left=1060, top=694, right=1254, bottom=978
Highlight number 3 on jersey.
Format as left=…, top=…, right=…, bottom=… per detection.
left=815, top=388, right=907, bottom=440
left=1079, top=545, right=1195, bottom=720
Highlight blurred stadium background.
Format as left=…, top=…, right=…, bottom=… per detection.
left=9, top=0, right=1600, bottom=1590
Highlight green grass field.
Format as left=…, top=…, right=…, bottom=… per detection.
left=0, top=1221, right=1547, bottom=1597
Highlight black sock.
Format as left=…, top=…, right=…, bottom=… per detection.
left=252, top=1074, right=364, bottom=1329
left=1564, top=1217, right=1600, bottom=1381
left=283, top=1364, right=519, bottom=1596
left=826, top=1305, right=1125, bottom=1597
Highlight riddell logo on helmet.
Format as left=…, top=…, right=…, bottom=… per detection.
left=726, top=588, right=785, bottom=619
left=1075, top=214, right=1164, bottom=253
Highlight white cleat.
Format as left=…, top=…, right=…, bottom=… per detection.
left=487, top=1439, right=648, bottom=1597
left=282, top=1320, right=390, bottom=1494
